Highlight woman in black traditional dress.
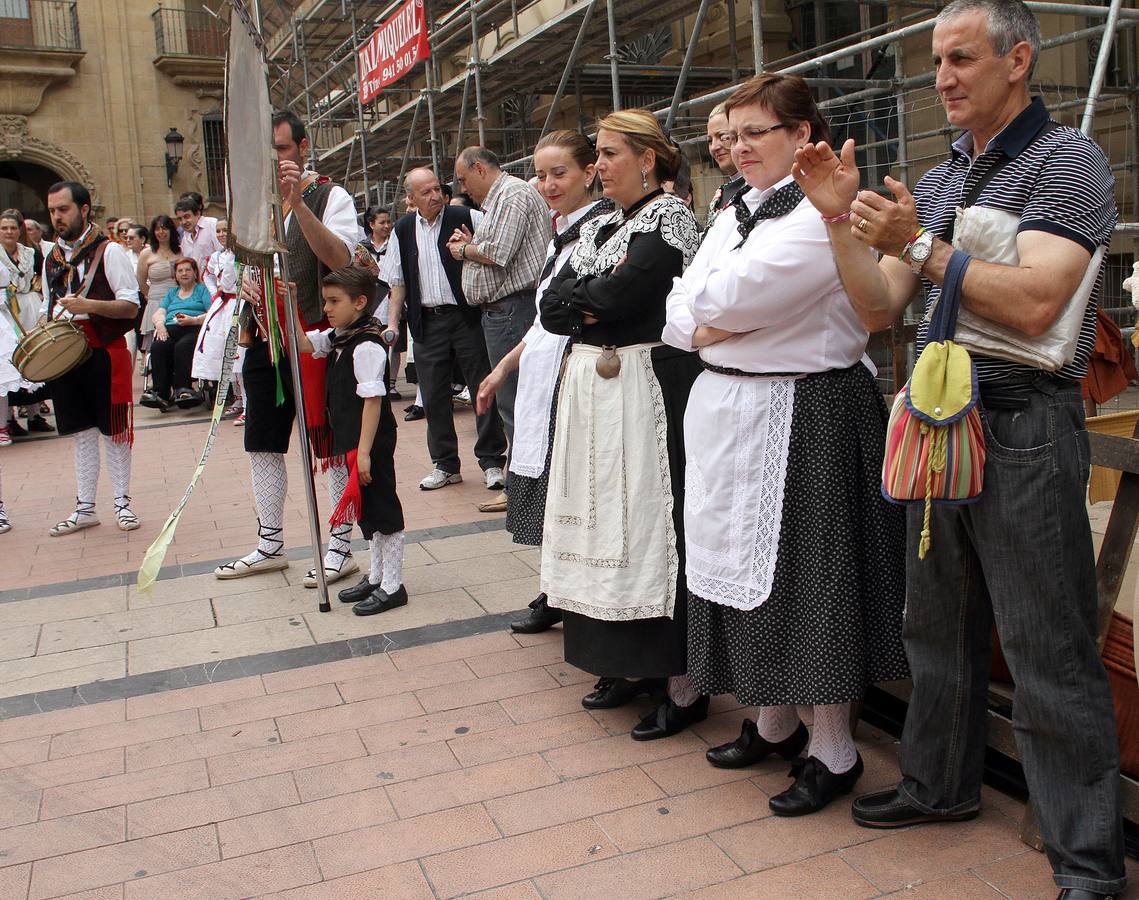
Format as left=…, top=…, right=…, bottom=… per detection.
left=540, top=109, right=708, bottom=741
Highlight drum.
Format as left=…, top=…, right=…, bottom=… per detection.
left=13, top=319, right=91, bottom=382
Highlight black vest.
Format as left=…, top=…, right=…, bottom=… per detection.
left=393, top=205, right=479, bottom=341
left=325, top=330, right=393, bottom=456
left=286, top=180, right=335, bottom=326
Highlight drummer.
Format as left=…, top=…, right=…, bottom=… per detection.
left=39, top=181, right=142, bottom=536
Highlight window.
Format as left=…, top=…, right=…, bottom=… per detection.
left=202, top=112, right=226, bottom=203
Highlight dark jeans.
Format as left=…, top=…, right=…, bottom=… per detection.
left=898, top=379, right=1124, bottom=894
left=480, top=289, right=536, bottom=450
left=150, top=323, right=200, bottom=399
left=414, top=306, right=507, bottom=474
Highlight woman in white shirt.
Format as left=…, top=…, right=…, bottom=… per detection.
left=663, top=73, right=908, bottom=817
left=476, top=130, right=613, bottom=634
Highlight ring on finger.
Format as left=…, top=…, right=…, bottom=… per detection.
left=857, top=217, right=869, bottom=232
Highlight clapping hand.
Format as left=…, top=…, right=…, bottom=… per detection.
left=792, top=139, right=860, bottom=220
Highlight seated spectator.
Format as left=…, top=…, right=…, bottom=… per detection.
left=142, top=257, right=211, bottom=411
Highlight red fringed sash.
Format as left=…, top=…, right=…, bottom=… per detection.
left=330, top=448, right=362, bottom=528
left=79, top=320, right=133, bottom=446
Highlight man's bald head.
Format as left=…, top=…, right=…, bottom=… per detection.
left=403, top=168, right=445, bottom=222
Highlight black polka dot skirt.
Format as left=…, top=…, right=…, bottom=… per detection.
left=506, top=380, right=561, bottom=547
left=687, top=363, right=910, bottom=707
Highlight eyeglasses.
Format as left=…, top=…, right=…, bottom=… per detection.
left=715, top=124, right=787, bottom=146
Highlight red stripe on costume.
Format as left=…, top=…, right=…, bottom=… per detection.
left=79, top=320, right=134, bottom=446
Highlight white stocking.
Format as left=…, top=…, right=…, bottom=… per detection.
left=368, top=533, right=383, bottom=586
left=756, top=704, right=800, bottom=744
left=667, top=674, right=701, bottom=708
left=103, top=435, right=131, bottom=500
left=0, top=466, right=7, bottom=525
left=325, top=461, right=353, bottom=570
left=808, top=702, right=858, bottom=775
left=379, top=530, right=404, bottom=593
left=414, top=385, right=423, bottom=406
left=244, top=451, right=286, bottom=562
left=73, top=428, right=101, bottom=517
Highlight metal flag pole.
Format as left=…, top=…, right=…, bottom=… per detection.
left=244, top=0, right=332, bottom=613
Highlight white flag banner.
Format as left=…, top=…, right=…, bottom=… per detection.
left=225, top=2, right=280, bottom=265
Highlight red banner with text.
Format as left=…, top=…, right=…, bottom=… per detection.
left=357, top=0, right=430, bottom=104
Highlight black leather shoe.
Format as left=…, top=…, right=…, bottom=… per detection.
left=769, top=754, right=864, bottom=817
left=851, top=787, right=980, bottom=829
left=510, top=593, right=562, bottom=634
left=26, top=414, right=54, bottom=433
left=1057, top=890, right=1117, bottom=899
left=706, top=719, right=809, bottom=769
left=353, top=584, right=408, bottom=616
left=581, top=677, right=664, bottom=710
left=6, top=418, right=27, bottom=438
left=631, top=695, right=710, bottom=741
left=388, top=387, right=402, bottom=400
left=404, top=405, right=425, bottom=422
left=338, top=576, right=374, bottom=604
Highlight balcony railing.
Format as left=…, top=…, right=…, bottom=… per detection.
left=153, top=5, right=225, bottom=58
left=0, top=0, right=80, bottom=51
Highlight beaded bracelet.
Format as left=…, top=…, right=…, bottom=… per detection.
left=820, top=210, right=851, bottom=224
left=898, top=226, right=925, bottom=260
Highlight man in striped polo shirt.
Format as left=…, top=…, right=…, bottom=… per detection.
left=795, top=1, right=1124, bottom=896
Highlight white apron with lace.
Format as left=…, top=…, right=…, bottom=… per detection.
left=541, top=342, right=678, bottom=621
left=684, top=370, right=797, bottom=611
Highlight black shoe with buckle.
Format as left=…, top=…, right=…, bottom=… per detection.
left=851, top=786, right=980, bottom=829
left=404, top=404, right=425, bottom=422
left=630, top=695, right=710, bottom=741
left=26, top=414, right=54, bottom=433
left=510, top=593, right=562, bottom=634
left=353, top=584, right=409, bottom=616
left=338, top=577, right=375, bottom=604
left=769, top=754, right=864, bottom=817
left=6, top=418, right=28, bottom=438
left=706, top=719, right=809, bottom=769
left=581, top=677, right=665, bottom=710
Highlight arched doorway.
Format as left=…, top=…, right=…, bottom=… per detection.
left=0, top=160, right=62, bottom=230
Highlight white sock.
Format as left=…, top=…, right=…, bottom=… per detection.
left=74, top=428, right=101, bottom=518
left=0, top=467, right=7, bottom=524
left=667, top=674, right=701, bottom=708
left=369, top=533, right=383, bottom=586
left=379, top=530, right=404, bottom=593
left=245, top=451, right=286, bottom=561
left=808, top=702, right=858, bottom=774
left=103, top=434, right=131, bottom=501
left=414, top=385, right=423, bottom=406
left=325, top=461, right=353, bottom=570
left=756, top=704, right=800, bottom=744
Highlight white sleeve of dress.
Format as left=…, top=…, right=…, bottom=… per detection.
left=662, top=275, right=698, bottom=351
left=307, top=328, right=333, bottom=359
left=379, top=230, right=404, bottom=286
left=321, top=186, right=365, bottom=254
left=102, top=243, right=141, bottom=304
left=353, top=342, right=388, bottom=397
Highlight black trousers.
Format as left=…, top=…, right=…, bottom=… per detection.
left=413, top=306, right=506, bottom=474
left=149, top=324, right=200, bottom=398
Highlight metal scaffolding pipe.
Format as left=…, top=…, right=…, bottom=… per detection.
left=665, top=0, right=712, bottom=135
left=537, top=0, right=599, bottom=147
left=468, top=0, right=487, bottom=145
left=298, top=21, right=316, bottom=165
left=397, top=96, right=424, bottom=190
left=348, top=0, right=370, bottom=199
left=607, top=0, right=621, bottom=110
left=751, top=0, right=764, bottom=74
left=1081, top=0, right=1125, bottom=135
left=727, top=0, right=739, bottom=82
left=424, top=1, right=442, bottom=175
left=453, top=70, right=471, bottom=188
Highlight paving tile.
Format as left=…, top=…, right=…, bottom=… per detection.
left=126, top=718, right=278, bottom=772
left=543, top=731, right=707, bottom=778
left=126, top=772, right=298, bottom=840
left=596, top=780, right=768, bottom=852
left=386, top=752, right=558, bottom=819
left=0, top=735, right=50, bottom=769
left=0, top=748, right=123, bottom=792
left=313, top=803, right=500, bottom=880
left=335, top=658, right=476, bottom=704
left=498, top=683, right=589, bottom=724
left=464, top=883, right=543, bottom=900
left=542, top=661, right=593, bottom=687
left=206, top=729, right=367, bottom=785
left=401, top=553, right=532, bottom=593
left=387, top=631, right=519, bottom=671
left=710, top=796, right=887, bottom=872
left=0, top=808, right=124, bottom=867
left=679, top=851, right=878, bottom=899
left=260, top=653, right=395, bottom=694
left=49, top=884, right=124, bottom=899
left=422, top=819, right=619, bottom=898
left=302, top=589, right=486, bottom=642
left=640, top=749, right=759, bottom=796
left=356, top=701, right=513, bottom=755
left=126, top=619, right=315, bottom=675
left=272, top=861, right=435, bottom=900
left=28, top=825, right=219, bottom=900
left=420, top=530, right=520, bottom=562
left=464, top=576, right=541, bottom=615
left=0, top=863, right=30, bottom=900
left=197, top=683, right=343, bottom=731
left=485, top=766, right=665, bottom=836
left=415, top=667, right=559, bottom=713
left=275, top=691, right=424, bottom=742
left=0, top=783, right=40, bottom=828
left=126, top=571, right=290, bottom=608
left=587, top=699, right=659, bottom=736
left=50, top=710, right=200, bottom=759
left=0, top=625, right=40, bottom=662
left=884, top=872, right=1006, bottom=897
left=464, top=641, right=566, bottom=678
left=0, top=589, right=128, bottom=628
left=292, top=741, right=460, bottom=802
left=510, top=628, right=563, bottom=647
left=512, top=548, right=542, bottom=573
left=125, top=676, right=265, bottom=720
left=839, top=810, right=1029, bottom=893
left=447, top=710, right=606, bottom=767
left=0, top=646, right=126, bottom=699
left=40, top=760, right=209, bottom=819
left=123, top=843, right=321, bottom=900
left=38, top=601, right=215, bottom=655
left=0, top=702, right=127, bottom=746
left=209, top=582, right=327, bottom=628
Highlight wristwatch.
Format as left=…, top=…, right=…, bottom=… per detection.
left=908, top=231, right=934, bottom=275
